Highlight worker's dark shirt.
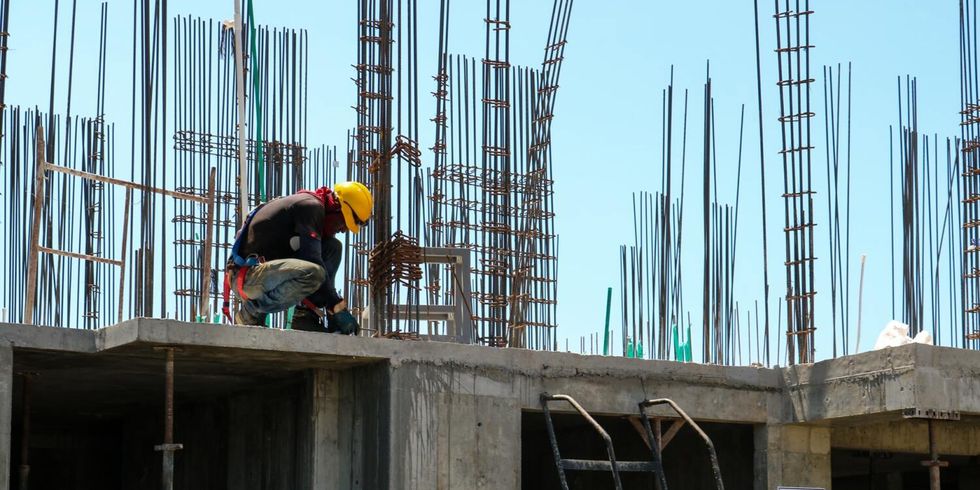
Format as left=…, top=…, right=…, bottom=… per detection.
left=233, top=190, right=346, bottom=308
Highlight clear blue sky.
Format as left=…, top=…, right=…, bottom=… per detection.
left=3, top=1, right=965, bottom=363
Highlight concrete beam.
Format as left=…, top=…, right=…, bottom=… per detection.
left=831, top=419, right=980, bottom=455
left=782, top=344, right=980, bottom=422
left=911, top=343, right=980, bottom=415
left=784, top=344, right=919, bottom=422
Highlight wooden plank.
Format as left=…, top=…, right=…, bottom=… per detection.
left=627, top=416, right=652, bottom=449
left=117, top=188, right=132, bottom=323
left=42, top=162, right=206, bottom=203
left=198, top=167, right=217, bottom=319
left=23, top=127, right=47, bottom=325
left=627, top=416, right=686, bottom=451
left=660, top=419, right=686, bottom=450
left=38, top=246, right=123, bottom=266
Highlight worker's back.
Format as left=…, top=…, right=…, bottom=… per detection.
left=234, top=193, right=325, bottom=265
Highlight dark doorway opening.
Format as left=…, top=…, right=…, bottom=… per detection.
left=832, top=449, right=980, bottom=489
left=522, top=410, right=754, bottom=489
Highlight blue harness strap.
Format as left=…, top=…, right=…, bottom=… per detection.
left=229, top=204, right=267, bottom=267
left=222, top=203, right=269, bottom=322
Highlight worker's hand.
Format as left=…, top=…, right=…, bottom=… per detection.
left=327, top=308, right=359, bottom=335
left=331, top=299, right=348, bottom=315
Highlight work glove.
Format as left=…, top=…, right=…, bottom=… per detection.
left=325, top=299, right=359, bottom=335
left=327, top=309, right=359, bottom=335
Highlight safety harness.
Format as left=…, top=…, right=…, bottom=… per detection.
left=221, top=195, right=333, bottom=324
left=221, top=203, right=268, bottom=323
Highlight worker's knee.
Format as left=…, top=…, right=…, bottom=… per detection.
left=274, top=263, right=324, bottom=304
left=297, top=263, right=326, bottom=292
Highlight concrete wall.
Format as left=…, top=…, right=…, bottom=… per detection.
left=385, top=355, right=778, bottom=490
left=389, top=361, right=521, bottom=489
left=316, top=364, right=389, bottom=490
left=0, top=343, right=10, bottom=490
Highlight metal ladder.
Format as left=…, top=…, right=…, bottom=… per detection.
left=540, top=393, right=669, bottom=490
left=540, top=393, right=726, bottom=490
left=637, top=398, right=725, bottom=490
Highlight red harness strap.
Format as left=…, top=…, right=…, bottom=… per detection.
left=300, top=298, right=324, bottom=317
left=221, top=266, right=253, bottom=323
left=235, top=268, right=250, bottom=299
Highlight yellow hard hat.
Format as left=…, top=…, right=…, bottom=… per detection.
left=334, top=181, right=373, bottom=233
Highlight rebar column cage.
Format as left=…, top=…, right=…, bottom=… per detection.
left=363, top=246, right=475, bottom=343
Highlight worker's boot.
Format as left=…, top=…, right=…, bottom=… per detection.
left=291, top=306, right=324, bottom=332
left=234, top=304, right=266, bottom=326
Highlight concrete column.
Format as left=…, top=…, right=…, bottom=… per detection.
left=309, top=369, right=345, bottom=490
left=0, top=342, right=11, bottom=490
left=303, top=364, right=388, bottom=490
left=389, top=363, right=520, bottom=490
left=753, top=425, right=771, bottom=490
left=755, top=424, right=831, bottom=490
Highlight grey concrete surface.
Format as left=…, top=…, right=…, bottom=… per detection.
left=830, top=418, right=980, bottom=454
left=783, top=343, right=980, bottom=423
left=0, top=342, right=10, bottom=490
left=755, top=424, right=832, bottom=490
left=2, top=319, right=980, bottom=489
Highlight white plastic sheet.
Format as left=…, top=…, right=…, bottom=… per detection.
left=872, top=320, right=934, bottom=350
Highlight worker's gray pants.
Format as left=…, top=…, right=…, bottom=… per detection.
left=230, top=259, right=325, bottom=324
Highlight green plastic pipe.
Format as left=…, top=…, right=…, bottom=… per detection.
left=684, top=323, right=692, bottom=361
left=245, top=0, right=284, bottom=329
left=247, top=0, right=265, bottom=203
left=602, top=287, right=612, bottom=355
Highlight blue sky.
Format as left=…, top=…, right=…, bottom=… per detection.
left=3, top=1, right=967, bottom=363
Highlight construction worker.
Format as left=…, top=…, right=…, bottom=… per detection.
left=223, top=182, right=373, bottom=333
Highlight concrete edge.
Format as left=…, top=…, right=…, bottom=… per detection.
left=0, top=322, right=97, bottom=353
left=112, top=318, right=785, bottom=389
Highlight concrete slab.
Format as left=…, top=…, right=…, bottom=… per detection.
left=4, top=319, right=980, bottom=489
left=0, top=322, right=95, bottom=353
left=0, top=320, right=786, bottom=422
left=5, top=320, right=980, bottom=425
left=783, top=343, right=980, bottom=423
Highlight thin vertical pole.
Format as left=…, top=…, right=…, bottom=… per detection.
left=856, top=253, right=867, bottom=353
left=118, top=188, right=132, bottom=323
left=154, top=347, right=182, bottom=490
left=233, top=0, right=248, bottom=225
